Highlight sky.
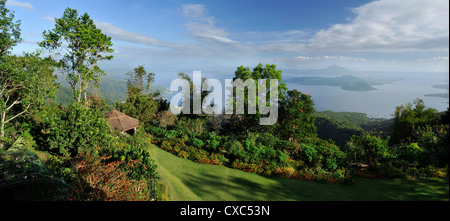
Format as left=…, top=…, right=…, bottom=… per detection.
left=6, top=0, right=450, bottom=80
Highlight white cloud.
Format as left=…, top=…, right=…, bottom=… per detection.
left=180, top=4, right=214, bottom=25
left=94, top=21, right=173, bottom=48
left=181, top=4, right=237, bottom=45
left=96, top=4, right=238, bottom=48
left=40, top=17, right=55, bottom=22
left=184, top=22, right=237, bottom=44
left=261, top=0, right=449, bottom=53
left=5, top=0, right=33, bottom=10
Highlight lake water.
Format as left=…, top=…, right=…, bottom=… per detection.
left=162, top=71, right=449, bottom=119
left=285, top=72, right=449, bottom=118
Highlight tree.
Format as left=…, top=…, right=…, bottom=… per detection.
left=278, top=90, right=316, bottom=141
left=391, top=98, right=438, bottom=145
left=116, top=65, right=159, bottom=126
left=228, top=63, right=287, bottom=133
left=0, top=53, right=58, bottom=148
left=174, top=72, right=210, bottom=116
left=38, top=8, right=114, bottom=102
left=126, top=65, right=156, bottom=96
left=0, top=0, right=21, bottom=58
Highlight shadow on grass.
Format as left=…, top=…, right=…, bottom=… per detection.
left=181, top=170, right=449, bottom=201
left=181, top=171, right=295, bottom=201
left=386, top=178, right=449, bottom=201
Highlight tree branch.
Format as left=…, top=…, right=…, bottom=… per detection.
left=5, top=97, right=21, bottom=111
left=4, top=103, right=31, bottom=124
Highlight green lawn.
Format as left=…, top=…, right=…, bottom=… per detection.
left=148, top=144, right=449, bottom=201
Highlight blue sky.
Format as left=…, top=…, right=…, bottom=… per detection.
left=6, top=0, right=450, bottom=79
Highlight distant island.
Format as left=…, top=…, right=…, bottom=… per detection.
left=425, top=84, right=449, bottom=99
left=424, top=93, right=449, bottom=98
left=289, top=74, right=398, bottom=91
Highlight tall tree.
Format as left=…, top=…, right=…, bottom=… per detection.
left=230, top=63, right=287, bottom=132
left=146, top=71, right=155, bottom=96
left=126, top=65, right=157, bottom=96
left=0, top=0, right=21, bottom=58
left=38, top=8, right=114, bottom=102
left=117, top=65, right=159, bottom=126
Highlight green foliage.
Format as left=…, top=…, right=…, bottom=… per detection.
left=175, top=117, right=207, bottom=135
left=39, top=7, right=114, bottom=102
left=189, top=136, right=204, bottom=148
left=40, top=102, right=114, bottom=158
left=126, top=65, right=157, bottom=97
left=344, top=133, right=391, bottom=166
left=299, top=143, right=319, bottom=166
left=116, top=92, right=159, bottom=126
left=278, top=90, right=317, bottom=141
left=391, top=98, right=438, bottom=144
left=0, top=53, right=58, bottom=147
left=164, top=130, right=177, bottom=139
left=32, top=102, right=163, bottom=200
left=295, top=139, right=346, bottom=171
left=229, top=63, right=288, bottom=133
left=0, top=0, right=21, bottom=57
left=224, top=138, right=245, bottom=159
left=155, top=111, right=178, bottom=128
left=115, top=66, right=162, bottom=126
left=411, top=124, right=449, bottom=167
left=101, top=131, right=158, bottom=181
left=395, top=142, right=423, bottom=165
left=204, top=132, right=221, bottom=151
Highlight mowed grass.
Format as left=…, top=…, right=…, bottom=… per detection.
left=148, top=144, right=449, bottom=201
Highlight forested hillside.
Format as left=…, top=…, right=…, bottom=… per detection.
left=314, top=111, right=394, bottom=145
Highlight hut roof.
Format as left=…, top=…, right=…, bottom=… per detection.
left=105, top=110, right=139, bottom=132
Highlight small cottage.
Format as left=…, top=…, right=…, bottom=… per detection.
left=105, top=110, right=139, bottom=134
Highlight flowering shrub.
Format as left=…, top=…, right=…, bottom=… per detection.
left=70, top=150, right=151, bottom=201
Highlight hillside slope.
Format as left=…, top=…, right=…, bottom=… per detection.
left=148, top=144, right=448, bottom=201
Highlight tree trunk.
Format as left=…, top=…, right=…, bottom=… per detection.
left=0, top=122, right=4, bottom=149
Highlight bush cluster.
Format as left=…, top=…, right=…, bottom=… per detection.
left=146, top=115, right=352, bottom=184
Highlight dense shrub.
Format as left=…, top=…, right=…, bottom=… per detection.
left=175, top=117, right=207, bottom=135
left=344, top=134, right=391, bottom=166
left=189, top=136, right=204, bottom=148
left=224, top=138, right=246, bottom=160
left=391, top=98, right=439, bottom=145
left=40, top=102, right=115, bottom=158
left=115, top=93, right=159, bottom=126
left=70, top=150, right=151, bottom=201
left=204, top=132, right=222, bottom=151
left=102, top=131, right=158, bottom=181
left=155, top=111, right=178, bottom=128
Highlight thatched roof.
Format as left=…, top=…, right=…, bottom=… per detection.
left=105, top=110, right=139, bottom=132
